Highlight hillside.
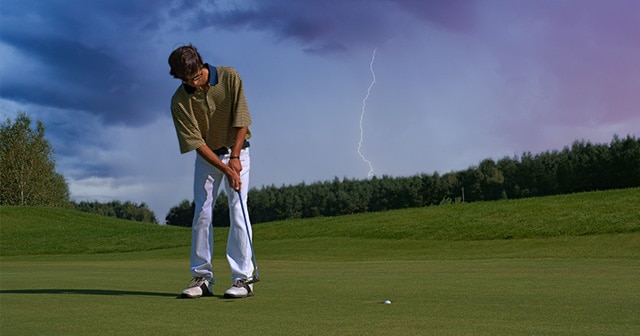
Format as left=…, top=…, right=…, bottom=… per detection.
left=260, top=187, right=640, bottom=241
left=0, top=207, right=189, bottom=256
left=1, top=188, right=639, bottom=257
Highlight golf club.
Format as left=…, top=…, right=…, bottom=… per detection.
left=237, top=191, right=260, bottom=284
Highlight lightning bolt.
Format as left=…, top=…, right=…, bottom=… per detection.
left=358, top=48, right=377, bottom=178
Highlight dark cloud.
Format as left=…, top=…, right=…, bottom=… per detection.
left=1, top=31, right=148, bottom=123
left=392, top=0, right=478, bottom=32
left=0, top=0, right=165, bottom=126
left=165, top=0, right=482, bottom=55
left=303, top=41, right=348, bottom=54
left=177, top=0, right=406, bottom=54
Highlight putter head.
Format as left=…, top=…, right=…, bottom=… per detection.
left=246, top=276, right=260, bottom=284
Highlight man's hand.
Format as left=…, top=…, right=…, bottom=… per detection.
left=225, top=168, right=242, bottom=191
left=227, top=126, right=248, bottom=192
left=228, top=157, right=243, bottom=174
left=227, top=158, right=242, bottom=191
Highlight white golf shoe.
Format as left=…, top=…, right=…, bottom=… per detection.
left=223, top=279, right=254, bottom=298
left=180, top=278, right=213, bottom=298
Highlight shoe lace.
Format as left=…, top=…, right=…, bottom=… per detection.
left=233, top=279, right=247, bottom=288
left=189, top=277, right=206, bottom=288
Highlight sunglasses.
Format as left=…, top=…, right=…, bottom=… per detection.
left=183, top=69, right=203, bottom=84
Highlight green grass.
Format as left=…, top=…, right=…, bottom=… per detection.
left=1, top=188, right=640, bottom=335
left=260, top=188, right=640, bottom=241
left=0, top=207, right=189, bottom=255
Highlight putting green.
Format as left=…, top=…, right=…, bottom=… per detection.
left=1, top=252, right=639, bottom=335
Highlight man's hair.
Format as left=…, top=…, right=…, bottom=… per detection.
left=168, top=44, right=203, bottom=80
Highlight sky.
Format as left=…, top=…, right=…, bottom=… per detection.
left=1, top=0, right=639, bottom=222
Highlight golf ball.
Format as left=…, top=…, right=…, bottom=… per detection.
left=383, top=300, right=391, bottom=304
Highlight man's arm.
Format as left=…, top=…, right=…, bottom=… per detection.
left=228, top=127, right=248, bottom=174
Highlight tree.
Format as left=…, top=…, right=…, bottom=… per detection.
left=609, top=135, right=640, bottom=188
left=74, top=200, right=158, bottom=223
left=213, top=193, right=231, bottom=227
left=498, top=154, right=529, bottom=199
left=165, top=199, right=194, bottom=227
left=477, top=159, right=505, bottom=201
left=0, top=112, right=70, bottom=206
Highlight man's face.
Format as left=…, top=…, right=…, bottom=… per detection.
left=183, top=68, right=204, bottom=87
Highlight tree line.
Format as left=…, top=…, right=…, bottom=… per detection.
left=74, top=200, right=158, bottom=224
left=166, top=134, right=640, bottom=227
left=3, top=113, right=638, bottom=227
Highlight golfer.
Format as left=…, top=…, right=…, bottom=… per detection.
left=168, top=44, right=255, bottom=298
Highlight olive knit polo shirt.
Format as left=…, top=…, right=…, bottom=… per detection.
left=171, top=65, right=252, bottom=154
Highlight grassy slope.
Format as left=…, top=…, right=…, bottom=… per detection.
left=260, top=187, right=640, bottom=241
left=256, top=188, right=640, bottom=261
left=0, top=207, right=189, bottom=256
left=1, top=188, right=639, bottom=258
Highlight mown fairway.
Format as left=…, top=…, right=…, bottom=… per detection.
left=1, top=188, right=639, bottom=335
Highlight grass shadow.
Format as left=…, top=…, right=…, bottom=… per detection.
left=0, top=289, right=247, bottom=300
left=0, top=289, right=177, bottom=298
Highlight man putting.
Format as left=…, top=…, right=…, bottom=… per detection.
left=168, top=44, right=255, bottom=298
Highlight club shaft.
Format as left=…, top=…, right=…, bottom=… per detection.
left=238, top=191, right=259, bottom=281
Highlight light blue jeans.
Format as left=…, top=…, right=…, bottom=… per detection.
left=190, top=148, right=253, bottom=283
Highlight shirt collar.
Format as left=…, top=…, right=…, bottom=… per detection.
left=183, top=63, right=217, bottom=94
